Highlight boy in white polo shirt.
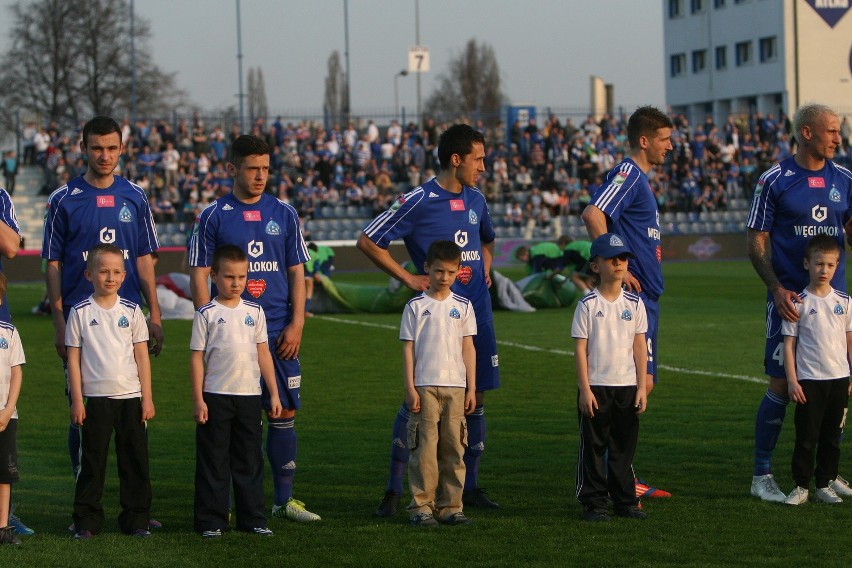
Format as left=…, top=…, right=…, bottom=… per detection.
left=572, top=232, right=648, bottom=522
left=402, top=240, right=477, bottom=527
left=67, top=244, right=154, bottom=539
left=191, top=245, right=283, bottom=538
left=782, top=235, right=852, bottom=506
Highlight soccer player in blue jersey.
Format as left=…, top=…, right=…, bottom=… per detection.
left=0, top=189, right=20, bottom=325
left=358, top=123, right=501, bottom=516
left=582, top=105, right=673, bottom=500
left=188, top=135, right=320, bottom=523
left=746, top=103, right=852, bottom=502
left=41, top=116, right=163, bottom=531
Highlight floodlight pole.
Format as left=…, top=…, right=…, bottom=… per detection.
left=236, top=0, right=245, bottom=133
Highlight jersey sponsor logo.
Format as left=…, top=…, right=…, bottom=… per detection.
left=835, top=303, right=845, bottom=315
left=469, top=209, right=478, bottom=225
left=216, top=318, right=226, bottom=325
left=422, top=309, right=431, bottom=317
left=118, top=315, right=130, bottom=328
left=647, top=227, right=661, bottom=240
left=793, top=225, right=839, bottom=237
left=96, top=195, right=114, bottom=207
left=491, top=354, right=499, bottom=367
left=89, top=319, right=99, bottom=326
left=460, top=250, right=480, bottom=262
left=457, top=265, right=473, bottom=285
left=288, top=375, right=302, bottom=389
left=248, top=260, right=279, bottom=272
left=99, top=226, right=116, bottom=244
left=450, top=199, right=465, bottom=211
left=246, top=279, right=266, bottom=298
left=428, top=192, right=439, bottom=198
left=82, top=248, right=129, bottom=261
left=621, top=309, right=633, bottom=321
left=243, top=210, right=262, bottom=222
left=244, top=314, right=256, bottom=326
left=808, top=177, right=826, bottom=188
left=119, top=205, right=133, bottom=223
left=71, top=188, right=83, bottom=195
left=811, top=205, right=828, bottom=223
left=454, top=230, right=468, bottom=248
left=265, top=220, right=281, bottom=235
left=0, top=338, right=7, bottom=349
left=830, top=187, right=841, bottom=202
left=449, top=307, right=461, bottom=319
left=248, top=240, right=264, bottom=258
left=222, top=204, right=234, bottom=211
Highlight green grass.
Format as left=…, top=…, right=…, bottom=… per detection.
left=3, top=261, right=852, bottom=566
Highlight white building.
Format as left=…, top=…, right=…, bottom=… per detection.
left=664, top=0, right=852, bottom=123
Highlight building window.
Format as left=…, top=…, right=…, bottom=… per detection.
left=714, top=0, right=725, bottom=8
left=715, top=46, right=727, bottom=69
left=692, top=49, right=707, bottom=73
left=691, top=0, right=706, bottom=13
left=671, top=53, right=686, bottom=77
left=735, top=41, right=752, bottom=66
left=669, top=0, right=683, bottom=18
left=759, top=36, right=777, bottom=63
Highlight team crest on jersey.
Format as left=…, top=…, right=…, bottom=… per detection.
left=621, top=309, right=632, bottom=321
left=830, top=187, right=841, bottom=202
left=265, top=220, right=281, bottom=236
left=457, top=265, right=472, bottom=285
left=118, top=315, right=130, bottom=328
left=119, top=205, right=133, bottom=223
left=244, top=314, right=256, bottom=326
left=469, top=209, right=478, bottom=225
left=246, top=279, right=266, bottom=298
left=0, top=338, right=7, bottom=349
left=422, top=309, right=431, bottom=317
left=835, top=303, right=845, bottom=316
left=96, top=195, right=114, bottom=208
left=390, top=196, right=406, bottom=212
left=449, top=307, right=461, bottom=319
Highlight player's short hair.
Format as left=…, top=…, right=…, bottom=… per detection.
left=627, top=106, right=673, bottom=150
left=805, top=234, right=840, bottom=260
left=793, top=103, right=837, bottom=146
left=82, top=116, right=122, bottom=146
left=86, top=243, right=124, bottom=273
left=514, top=246, right=530, bottom=261
left=211, top=244, right=247, bottom=273
left=425, top=240, right=462, bottom=266
left=0, top=271, right=7, bottom=300
left=230, top=135, right=270, bottom=166
left=437, top=124, right=485, bottom=169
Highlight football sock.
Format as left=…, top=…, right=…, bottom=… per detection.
left=267, top=417, right=297, bottom=506
left=305, top=298, right=312, bottom=313
left=754, top=389, right=788, bottom=476
left=386, top=403, right=410, bottom=495
left=68, top=422, right=81, bottom=478
left=464, top=405, right=486, bottom=491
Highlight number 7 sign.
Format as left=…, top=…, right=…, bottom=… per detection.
left=408, top=45, right=430, bottom=73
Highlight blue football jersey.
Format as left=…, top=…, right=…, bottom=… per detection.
left=590, top=158, right=664, bottom=300
left=41, top=175, right=159, bottom=316
left=748, top=156, right=852, bottom=292
left=188, top=192, right=309, bottom=332
left=0, top=189, right=19, bottom=323
left=362, top=177, right=496, bottom=322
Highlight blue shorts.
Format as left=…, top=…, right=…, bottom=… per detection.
left=261, top=331, right=302, bottom=411
left=641, top=292, right=659, bottom=381
left=763, top=300, right=785, bottom=379
left=474, top=319, right=500, bottom=392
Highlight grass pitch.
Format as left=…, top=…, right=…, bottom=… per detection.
left=3, top=260, right=852, bottom=567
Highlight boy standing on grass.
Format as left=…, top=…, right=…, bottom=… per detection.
left=67, top=244, right=154, bottom=539
left=191, top=245, right=283, bottom=538
left=403, top=241, right=477, bottom=527
left=573, top=233, right=648, bottom=522
left=0, top=273, right=24, bottom=545
left=782, top=235, right=852, bottom=506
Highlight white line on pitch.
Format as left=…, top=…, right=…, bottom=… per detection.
left=316, top=315, right=766, bottom=384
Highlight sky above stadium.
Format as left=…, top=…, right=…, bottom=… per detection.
left=1, top=0, right=666, bottom=115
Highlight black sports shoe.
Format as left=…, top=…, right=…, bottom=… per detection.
left=614, top=506, right=647, bottom=520
left=582, top=507, right=611, bottom=522
left=375, top=490, right=400, bottom=517
left=440, top=512, right=473, bottom=526
left=0, top=526, right=21, bottom=545
left=462, top=487, right=500, bottom=509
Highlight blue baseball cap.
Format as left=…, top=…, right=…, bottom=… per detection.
left=590, top=233, right=635, bottom=259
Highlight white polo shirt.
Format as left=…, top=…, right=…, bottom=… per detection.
left=0, top=322, right=25, bottom=419
left=782, top=287, right=852, bottom=381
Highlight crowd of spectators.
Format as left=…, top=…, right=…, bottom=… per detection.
left=14, top=110, right=852, bottom=235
